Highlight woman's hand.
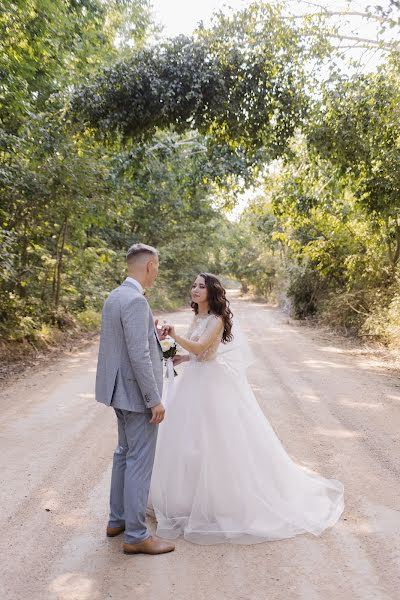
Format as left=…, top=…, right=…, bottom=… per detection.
left=172, top=354, right=189, bottom=366
left=167, top=325, right=176, bottom=338
left=157, top=321, right=175, bottom=339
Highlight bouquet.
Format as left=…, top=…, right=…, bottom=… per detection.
left=161, top=336, right=178, bottom=377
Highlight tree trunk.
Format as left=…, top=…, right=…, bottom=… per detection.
left=18, top=242, right=28, bottom=298
left=51, top=225, right=64, bottom=307
left=18, top=224, right=28, bottom=299
left=385, top=217, right=400, bottom=277
left=54, top=218, right=68, bottom=312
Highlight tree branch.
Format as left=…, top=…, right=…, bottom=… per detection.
left=326, top=33, right=400, bottom=49
left=291, top=10, right=394, bottom=24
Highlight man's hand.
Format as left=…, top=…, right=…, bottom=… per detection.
left=155, top=319, right=170, bottom=341
left=150, top=402, right=165, bottom=425
left=173, top=354, right=188, bottom=367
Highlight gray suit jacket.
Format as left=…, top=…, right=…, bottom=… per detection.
left=95, top=281, right=163, bottom=412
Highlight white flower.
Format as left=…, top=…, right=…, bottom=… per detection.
left=161, top=337, right=175, bottom=352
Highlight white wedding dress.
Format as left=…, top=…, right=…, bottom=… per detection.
left=149, top=313, right=344, bottom=545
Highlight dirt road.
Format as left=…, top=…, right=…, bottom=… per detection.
left=1, top=295, right=400, bottom=600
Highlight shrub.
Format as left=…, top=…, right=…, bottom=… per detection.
left=76, top=309, right=102, bottom=331
left=286, top=263, right=323, bottom=319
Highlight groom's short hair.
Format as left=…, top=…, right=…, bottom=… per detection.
left=126, top=243, right=159, bottom=264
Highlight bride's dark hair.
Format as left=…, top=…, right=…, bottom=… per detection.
left=191, top=272, right=233, bottom=343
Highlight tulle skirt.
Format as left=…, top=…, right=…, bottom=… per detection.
left=149, top=357, right=344, bottom=545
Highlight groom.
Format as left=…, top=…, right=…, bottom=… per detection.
left=95, top=243, right=175, bottom=555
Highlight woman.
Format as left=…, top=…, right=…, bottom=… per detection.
left=149, top=273, right=344, bottom=545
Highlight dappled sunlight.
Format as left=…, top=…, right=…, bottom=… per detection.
left=346, top=519, right=374, bottom=534
left=39, top=487, right=61, bottom=512
left=329, top=516, right=395, bottom=538
left=237, top=299, right=267, bottom=308
left=66, top=357, right=86, bottom=365
left=350, top=361, right=383, bottom=372
left=361, top=502, right=400, bottom=534
left=74, top=350, right=93, bottom=358
left=55, top=513, right=88, bottom=528
left=263, top=327, right=299, bottom=335
left=387, top=394, right=400, bottom=403
left=64, top=351, right=94, bottom=366
left=52, top=499, right=102, bottom=531
left=314, top=427, right=363, bottom=439
left=299, top=459, right=320, bottom=471
left=340, top=400, right=382, bottom=409
left=49, top=573, right=100, bottom=600
left=303, top=345, right=398, bottom=374
left=317, top=346, right=347, bottom=354
left=344, top=509, right=400, bottom=536
left=302, top=394, right=320, bottom=403
left=302, top=358, right=351, bottom=370
left=2, top=0, right=400, bottom=596
left=249, top=383, right=264, bottom=392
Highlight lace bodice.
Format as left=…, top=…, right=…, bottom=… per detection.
left=186, top=314, right=223, bottom=362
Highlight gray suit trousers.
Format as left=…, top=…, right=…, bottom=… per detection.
left=108, top=408, right=158, bottom=543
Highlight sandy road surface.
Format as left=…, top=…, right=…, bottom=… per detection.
left=1, top=295, right=400, bottom=600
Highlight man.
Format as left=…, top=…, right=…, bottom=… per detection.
left=95, top=243, right=175, bottom=555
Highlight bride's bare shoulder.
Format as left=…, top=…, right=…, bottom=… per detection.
left=210, top=314, right=224, bottom=327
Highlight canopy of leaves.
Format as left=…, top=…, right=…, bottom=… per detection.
left=71, top=3, right=310, bottom=160
left=3, top=0, right=400, bottom=351
left=0, top=0, right=153, bottom=133
left=308, top=61, right=400, bottom=218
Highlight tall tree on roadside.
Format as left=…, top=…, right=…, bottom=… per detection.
left=308, top=59, right=400, bottom=275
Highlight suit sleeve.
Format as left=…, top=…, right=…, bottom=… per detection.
left=120, top=294, right=162, bottom=409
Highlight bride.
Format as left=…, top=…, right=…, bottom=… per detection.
left=149, top=272, right=344, bottom=545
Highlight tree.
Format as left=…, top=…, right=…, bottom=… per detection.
left=308, top=60, right=400, bottom=273
left=0, top=0, right=156, bottom=340
left=0, top=0, right=153, bottom=133
left=71, top=2, right=311, bottom=164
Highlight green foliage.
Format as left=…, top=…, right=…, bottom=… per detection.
left=228, top=128, right=400, bottom=343
left=0, top=0, right=161, bottom=343
left=71, top=2, right=311, bottom=167
left=286, top=263, right=321, bottom=319
left=0, top=0, right=153, bottom=132
left=309, top=64, right=400, bottom=216
left=362, top=283, right=400, bottom=347
left=3, top=0, right=400, bottom=351
left=76, top=309, right=102, bottom=331
left=308, top=60, right=400, bottom=273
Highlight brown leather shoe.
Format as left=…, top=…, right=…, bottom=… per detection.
left=106, top=524, right=125, bottom=537
left=123, top=535, right=175, bottom=555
